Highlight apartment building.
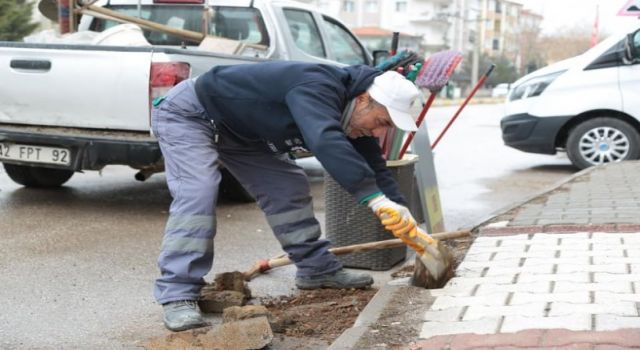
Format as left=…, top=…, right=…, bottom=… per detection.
left=477, top=0, right=523, bottom=60
left=306, top=1, right=543, bottom=55
left=305, top=0, right=454, bottom=53
left=517, top=8, right=544, bottom=73
left=448, top=0, right=480, bottom=54
left=439, top=0, right=543, bottom=76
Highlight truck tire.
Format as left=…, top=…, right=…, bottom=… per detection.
left=219, top=168, right=255, bottom=203
left=566, top=117, right=640, bottom=169
left=2, top=163, right=74, bottom=187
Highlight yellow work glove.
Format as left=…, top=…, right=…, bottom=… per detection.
left=367, top=194, right=418, bottom=238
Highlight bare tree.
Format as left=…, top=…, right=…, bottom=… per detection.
left=518, top=27, right=544, bottom=74
left=538, top=24, right=592, bottom=64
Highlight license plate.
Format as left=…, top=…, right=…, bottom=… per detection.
left=0, top=143, right=71, bottom=166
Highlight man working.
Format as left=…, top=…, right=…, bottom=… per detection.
left=151, top=61, right=422, bottom=332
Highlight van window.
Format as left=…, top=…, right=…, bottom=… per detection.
left=90, top=5, right=269, bottom=47
left=321, top=16, right=366, bottom=65
left=283, top=9, right=326, bottom=58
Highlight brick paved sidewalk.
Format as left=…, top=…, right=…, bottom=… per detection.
left=412, top=328, right=640, bottom=349
left=481, top=161, right=640, bottom=235
left=410, top=162, right=640, bottom=349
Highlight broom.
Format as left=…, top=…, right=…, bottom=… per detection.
left=397, top=50, right=463, bottom=159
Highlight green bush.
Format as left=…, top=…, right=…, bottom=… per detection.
left=0, top=0, right=39, bottom=41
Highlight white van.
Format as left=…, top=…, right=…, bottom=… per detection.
left=501, top=25, right=640, bottom=169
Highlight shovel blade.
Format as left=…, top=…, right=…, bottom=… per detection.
left=412, top=239, right=454, bottom=289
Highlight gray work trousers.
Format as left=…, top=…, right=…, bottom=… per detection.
left=151, top=79, right=342, bottom=304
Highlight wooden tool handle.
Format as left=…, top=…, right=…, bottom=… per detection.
left=243, top=229, right=470, bottom=280
left=78, top=3, right=205, bottom=42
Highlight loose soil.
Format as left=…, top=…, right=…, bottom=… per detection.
left=259, top=235, right=475, bottom=348
left=353, top=285, right=437, bottom=349
left=144, top=232, right=475, bottom=350
left=260, top=288, right=378, bottom=342
left=354, top=235, right=474, bottom=348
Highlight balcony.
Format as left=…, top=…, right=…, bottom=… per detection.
left=409, top=12, right=450, bottom=25
left=413, top=0, right=450, bottom=4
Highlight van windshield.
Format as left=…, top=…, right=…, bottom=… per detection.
left=90, top=5, right=270, bottom=47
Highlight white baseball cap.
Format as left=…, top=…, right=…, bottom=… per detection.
left=367, top=71, right=420, bottom=132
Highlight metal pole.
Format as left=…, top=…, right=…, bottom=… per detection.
left=69, top=0, right=76, bottom=32
left=471, top=12, right=480, bottom=87
left=57, top=0, right=71, bottom=34
left=391, top=31, right=399, bottom=55
left=137, top=0, right=142, bottom=18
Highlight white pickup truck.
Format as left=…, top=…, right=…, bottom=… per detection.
left=0, top=0, right=373, bottom=200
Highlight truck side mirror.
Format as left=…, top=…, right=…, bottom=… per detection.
left=624, top=29, right=640, bottom=64
left=372, top=50, right=390, bottom=67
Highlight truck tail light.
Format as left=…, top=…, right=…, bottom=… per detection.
left=149, top=62, right=191, bottom=102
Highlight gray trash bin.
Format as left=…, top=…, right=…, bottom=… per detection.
left=324, top=157, right=422, bottom=270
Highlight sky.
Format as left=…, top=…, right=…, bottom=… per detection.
left=513, top=0, right=640, bottom=36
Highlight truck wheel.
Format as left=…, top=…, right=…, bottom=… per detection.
left=219, top=168, right=255, bottom=203
left=566, top=117, right=640, bottom=169
left=2, top=163, right=74, bottom=187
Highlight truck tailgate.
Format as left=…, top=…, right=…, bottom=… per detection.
left=0, top=43, right=152, bottom=131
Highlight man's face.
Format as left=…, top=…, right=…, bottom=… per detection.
left=347, top=93, right=394, bottom=139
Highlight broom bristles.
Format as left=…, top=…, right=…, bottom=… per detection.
left=415, top=50, right=463, bottom=91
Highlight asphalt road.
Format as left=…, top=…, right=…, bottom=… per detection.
left=425, top=103, right=576, bottom=230
left=0, top=103, right=578, bottom=349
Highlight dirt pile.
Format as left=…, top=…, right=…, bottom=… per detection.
left=144, top=317, right=273, bottom=350
left=261, top=288, right=377, bottom=342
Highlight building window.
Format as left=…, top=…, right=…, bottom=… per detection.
left=395, top=1, right=407, bottom=12
left=495, top=1, right=502, bottom=13
left=495, top=19, right=501, bottom=32
left=342, top=0, right=354, bottom=12
left=492, top=38, right=500, bottom=50
left=365, top=0, right=378, bottom=13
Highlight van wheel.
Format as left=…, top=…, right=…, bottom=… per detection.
left=219, top=168, right=254, bottom=203
left=566, top=117, right=640, bottom=169
left=2, top=163, right=74, bottom=187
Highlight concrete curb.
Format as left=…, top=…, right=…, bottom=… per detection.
left=329, top=165, right=605, bottom=349
left=328, top=279, right=408, bottom=349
